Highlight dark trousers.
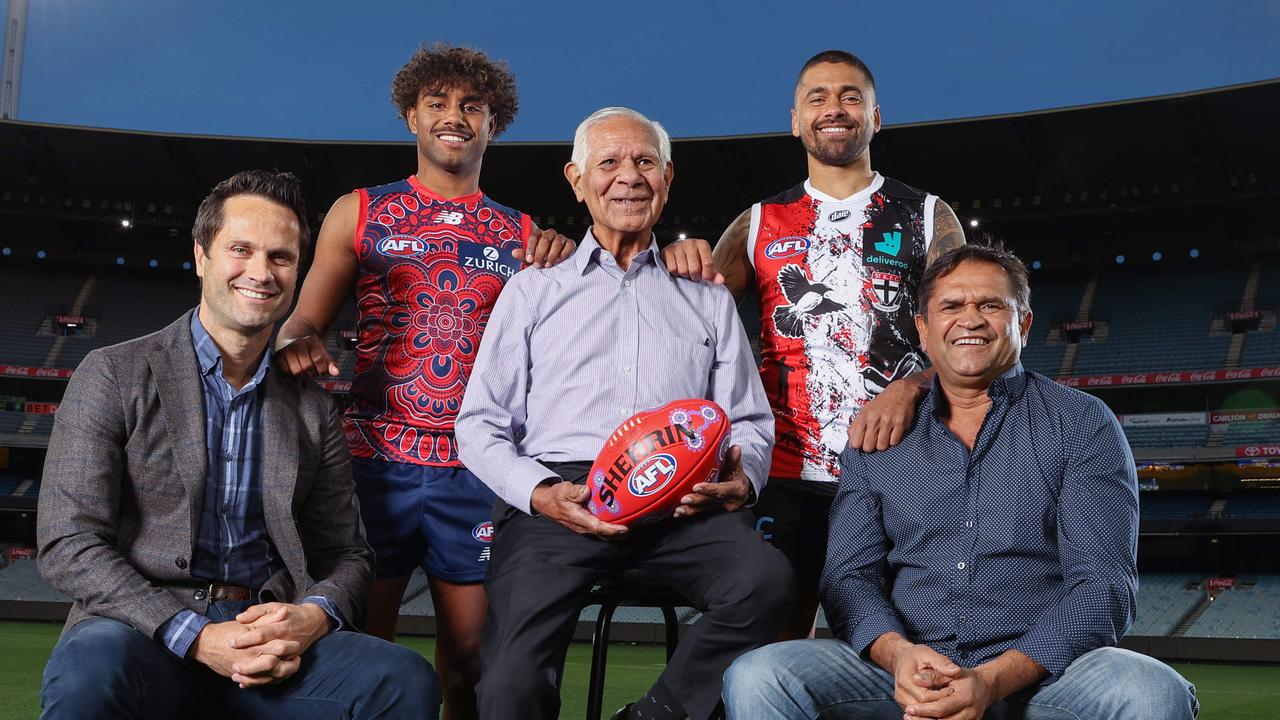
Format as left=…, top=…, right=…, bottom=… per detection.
left=40, top=600, right=441, bottom=720
left=477, top=470, right=795, bottom=720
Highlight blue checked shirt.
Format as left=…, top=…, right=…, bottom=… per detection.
left=457, top=230, right=774, bottom=514
left=156, top=310, right=341, bottom=658
left=821, top=363, right=1139, bottom=681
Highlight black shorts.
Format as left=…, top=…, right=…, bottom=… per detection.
left=751, top=479, right=837, bottom=578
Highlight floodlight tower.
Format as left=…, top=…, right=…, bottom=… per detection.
left=2, top=0, right=29, bottom=120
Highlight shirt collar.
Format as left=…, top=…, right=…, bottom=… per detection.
left=925, top=361, right=1028, bottom=417
left=189, top=308, right=273, bottom=392
left=574, top=227, right=662, bottom=275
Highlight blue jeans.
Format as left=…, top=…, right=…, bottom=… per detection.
left=41, top=601, right=441, bottom=720
left=723, top=639, right=1198, bottom=719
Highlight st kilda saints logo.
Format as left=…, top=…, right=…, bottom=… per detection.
left=869, top=270, right=903, bottom=312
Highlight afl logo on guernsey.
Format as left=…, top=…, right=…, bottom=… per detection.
left=764, top=236, right=809, bottom=260
left=377, top=235, right=425, bottom=256
left=628, top=454, right=678, bottom=497
left=472, top=521, right=494, bottom=543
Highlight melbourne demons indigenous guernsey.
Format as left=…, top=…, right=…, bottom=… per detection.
left=347, top=176, right=531, bottom=466
left=749, top=173, right=936, bottom=483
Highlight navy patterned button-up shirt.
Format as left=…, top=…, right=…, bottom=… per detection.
left=821, top=363, right=1138, bottom=680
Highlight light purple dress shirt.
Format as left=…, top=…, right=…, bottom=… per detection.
left=457, top=229, right=774, bottom=514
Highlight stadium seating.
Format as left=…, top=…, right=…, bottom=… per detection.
left=1222, top=491, right=1280, bottom=518
left=1221, top=420, right=1280, bottom=447
left=1138, top=492, right=1213, bottom=519
left=1073, top=261, right=1243, bottom=374
left=1185, top=576, right=1280, bottom=639
left=1131, top=573, right=1203, bottom=636
left=1122, top=425, right=1209, bottom=449
left=1017, top=270, right=1082, bottom=376
left=0, top=266, right=92, bottom=366
left=55, top=267, right=197, bottom=369
left=1239, top=260, right=1280, bottom=367
left=0, top=558, right=69, bottom=603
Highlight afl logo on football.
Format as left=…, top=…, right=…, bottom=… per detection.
left=764, top=236, right=809, bottom=260
left=377, top=235, right=425, bottom=256
left=472, top=521, right=494, bottom=543
left=628, top=454, right=678, bottom=497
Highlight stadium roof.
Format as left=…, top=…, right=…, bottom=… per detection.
left=1, top=79, right=1277, bottom=265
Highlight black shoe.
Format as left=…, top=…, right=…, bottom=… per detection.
left=610, top=703, right=633, bottom=720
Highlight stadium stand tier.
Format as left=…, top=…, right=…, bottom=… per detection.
left=1139, top=492, right=1214, bottom=520
left=1223, top=491, right=1280, bottom=518
left=1072, top=262, right=1243, bottom=375
left=1186, top=576, right=1280, bottom=639
left=1132, top=573, right=1204, bottom=636
left=1123, top=425, right=1210, bottom=449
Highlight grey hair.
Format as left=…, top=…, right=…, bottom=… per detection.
left=570, top=106, right=672, bottom=171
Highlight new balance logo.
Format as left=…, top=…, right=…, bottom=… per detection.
left=434, top=211, right=464, bottom=225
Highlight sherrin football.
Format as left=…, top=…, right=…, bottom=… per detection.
left=586, top=398, right=732, bottom=527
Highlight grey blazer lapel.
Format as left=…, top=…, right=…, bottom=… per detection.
left=149, top=317, right=208, bottom=532
left=261, top=368, right=302, bottom=566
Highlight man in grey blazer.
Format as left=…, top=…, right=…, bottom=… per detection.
left=37, top=170, right=440, bottom=719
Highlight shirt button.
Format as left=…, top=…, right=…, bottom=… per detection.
left=193, top=588, right=207, bottom=601
left=959, top=651, right=970, bottom=660
left=623, top=367, right=632, bottom=374
left=175, top=557, right=187, bottom=570
left=965, top=521, right=974, bottom=528
left=223, top=453, right=234, bottom=463
left=958, top=615, right=969, bottom=625
left=957, top=562, right=966, bottom=570
left=618, top=408, right=628, bottom=417
left=624, top=280, right=632, bottom=288
left=221, top=503, right=230, bottom=513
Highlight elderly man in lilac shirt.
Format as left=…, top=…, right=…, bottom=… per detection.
left=456, top=107, right=793, bottom=720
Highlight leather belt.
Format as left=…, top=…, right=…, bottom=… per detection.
left=208, top=582, right=254, bottom=602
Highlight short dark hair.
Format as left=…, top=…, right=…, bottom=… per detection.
left=918, top=242, right=1031, bottom=318
left=192, top=170, right=310, bottom=254
left=391, top=43, right=519, bottom=138
left=797, top=50, right=877, bottom=95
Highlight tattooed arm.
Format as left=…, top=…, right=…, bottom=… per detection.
left=713, top=208, right=755, bottom=302
left=927, top=197, right=967, bottom=266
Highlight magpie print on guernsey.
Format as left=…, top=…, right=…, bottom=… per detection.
left=749, top=174, right=933, bottom=482
left=772, top=264, right=847, bottom=338
left=347, top=177, right=531, bottom=466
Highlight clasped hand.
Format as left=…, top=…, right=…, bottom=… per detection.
left=191, top=602, right=330, bottom=689
left=892, top=644, right=995, bottom=720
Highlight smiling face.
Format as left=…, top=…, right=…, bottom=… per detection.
left=791, top=61, right=880, bottom=167
left=564, top=114, right=673, bottom=245
left=407, top=83, right=494, bottom=177
left=194, top=194, right=301, bottom=344
left=916, top=259, right=1033, bottom=392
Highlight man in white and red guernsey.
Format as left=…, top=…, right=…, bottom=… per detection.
left=710, top=50, right=967, bottom=641
left=273, top=45, right=572, bottom=720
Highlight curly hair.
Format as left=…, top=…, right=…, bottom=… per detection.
left=391, top=43, right=519, bottom=138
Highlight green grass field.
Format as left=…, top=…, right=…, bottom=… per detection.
left=1, top=621, right=1276, bottom=719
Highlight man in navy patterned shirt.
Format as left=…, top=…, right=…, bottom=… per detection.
left=723, top=244, right=1197, bottom=719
